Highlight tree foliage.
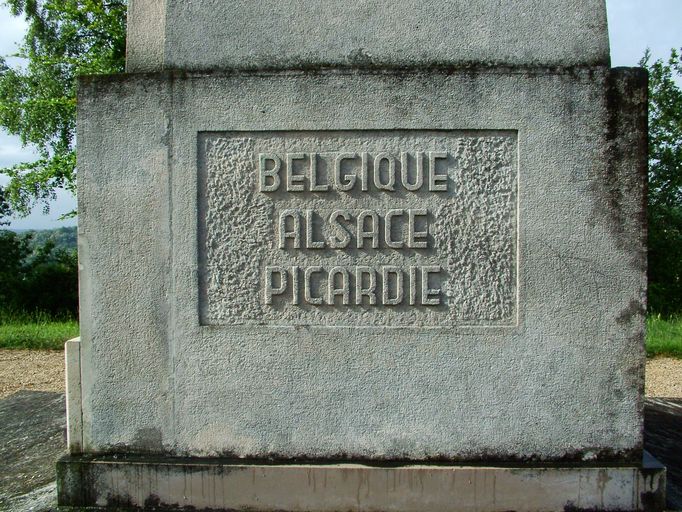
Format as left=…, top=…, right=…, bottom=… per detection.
left=0, top=186, right=11, bottom=224
left=0, top=229, right=30, bottom=309
left=0, top=0, right=126, bottom=215
left=29, top=225, right=77, bottom=251
left=641, top=48, right=682, bottom=315
left=0, top=229, right=78, bottom=316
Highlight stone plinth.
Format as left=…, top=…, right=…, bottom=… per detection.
left=57, top=454, right=665, bottom=512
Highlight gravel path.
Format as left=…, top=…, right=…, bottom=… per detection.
left=646, top=357, right=682, bottom=398
left=0, top=350, right=65, bottom=400
left=1, top=349, right=681, bottom=400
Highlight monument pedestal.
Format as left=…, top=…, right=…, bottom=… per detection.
left=57, top=454, right=665, bottom=511
left=63, top=0, right=662, bottom=510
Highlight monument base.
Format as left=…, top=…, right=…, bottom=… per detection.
left=57, top=453, right=666, bottom=511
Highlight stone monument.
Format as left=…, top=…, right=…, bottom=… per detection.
left=58, top=0, right=666, bottom=510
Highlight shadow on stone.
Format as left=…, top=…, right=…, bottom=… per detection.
left=0, top=390, right=64, bottom=511
left=644, top=397, right=682, bottom=510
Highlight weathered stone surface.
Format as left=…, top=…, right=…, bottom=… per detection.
left=56, top=454, right=665, bottom=512
left=75, top=67, right=646, bottom=462
left=64, top=338, right=82, bottom=454
left=199, top=131, right=517, bottom=326
left=126, top=0, right=610, bottom=72
left=76, top=74, right=172, bottom=455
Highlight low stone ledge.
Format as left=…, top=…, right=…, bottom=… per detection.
left=57, top=453, right=665, bottom=511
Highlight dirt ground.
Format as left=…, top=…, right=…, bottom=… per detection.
left=0, top=350, right=65, bottom=399
left=1, top=349, right=681, bottom=400
left=645, top=356, right=682, bottom=398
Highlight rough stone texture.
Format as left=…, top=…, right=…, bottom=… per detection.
left=76, top=74, right=172, bottom=454
left=64, top=338, right=82, bottom=454
left=56, top=454, right=666, bottom=512
left=125, top=0, right=165, bottom=74
left=199, top=131, right=517, bottom=326
left=126, top=0, right=610, bottom=72
left=75, top=67, right=647, bottom=463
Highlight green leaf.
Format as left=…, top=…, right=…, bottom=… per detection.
left=0, top=0, right=126, bottom=215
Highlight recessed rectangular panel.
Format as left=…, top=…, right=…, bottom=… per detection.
left=198, top=130, right=518, bottom=326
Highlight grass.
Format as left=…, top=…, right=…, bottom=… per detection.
left=0, top=308, right=680, bottom=357
left=646, top=314, right=682, bottom=359
left=0, top=309, right=79, bottom=350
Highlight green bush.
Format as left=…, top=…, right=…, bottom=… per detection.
left=642, top=49, right=682, bottom=315
left=0, top=229, right=78, bottom=318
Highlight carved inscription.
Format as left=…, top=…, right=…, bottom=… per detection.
left=259, top=151, right=447, bottom=307
left=198, top=131, right=517, bottom=326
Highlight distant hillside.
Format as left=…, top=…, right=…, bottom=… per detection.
left=23, top=226, right=77, bottom=252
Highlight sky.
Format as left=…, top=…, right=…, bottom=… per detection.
left=0, top=0, right=681, bottom=230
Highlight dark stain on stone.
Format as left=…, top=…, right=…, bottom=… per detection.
left=346, top=47, right=374, bottom=67
left=79, top=64, right=617, bottom=87
left=617, top=299, right=647, bottom=325
left=641, top=489, right=667, bottom=512
left=590, top=68, right=648, bottom=272
left=144, top=493, right=163, bottom=508
left=76, top=445, right=646, bottom=469
left=105, top=490, right=136, bottom=508
left=564, top=505, right=631, bottom=512
left=131, top=427, right=164, bottom=452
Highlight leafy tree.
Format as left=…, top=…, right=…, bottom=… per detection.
left=28, top=225, right=77, bottom=251
left=0, top=0, right=126, bottom=216
left=0, top=229, right=78, bottom=317
left=23, top=238, right=79, bottom=315
left=0, top=229, right=30, bottom=310
left=0, top=186, right=11, bottom=224
left=641, top=48, right=682, bottom=315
